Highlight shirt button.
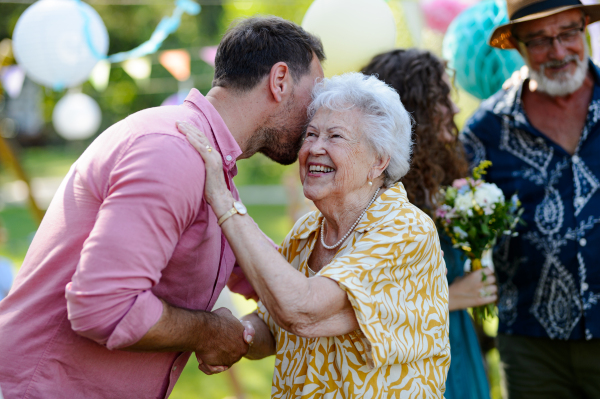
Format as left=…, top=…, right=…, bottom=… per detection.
left=172, top=366, right=177, bottom=371
left=572, top=155, right=580, bottom=163
left=579, top=238, right=587, bottom=247
left=582, top=282, right=589, bottom=291
left=536, top=137, right=545, bottom=144
left=226, top=155, right=232, bottom=162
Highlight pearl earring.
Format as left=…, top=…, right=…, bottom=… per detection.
left=368, top=181, right=373, bottom=186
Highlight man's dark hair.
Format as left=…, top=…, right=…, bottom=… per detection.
left=213, top=16, right=325, bottom=91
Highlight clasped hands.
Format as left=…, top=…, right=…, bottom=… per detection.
left=195, top=308, right=256, bottom=375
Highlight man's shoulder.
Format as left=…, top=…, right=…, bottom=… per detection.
left=125, top=104, right=208, bottom=142
left=466, top=87, right=513, bottom=128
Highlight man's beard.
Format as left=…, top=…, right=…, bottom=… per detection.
left=244, top=112, right=306, bottom=165
left=245, top=93, right=307, bottom=165
left=528, top=46, right=589, bottom=97
left=253, top=125, right=305, bottom=165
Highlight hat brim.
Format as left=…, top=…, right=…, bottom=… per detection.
left=489, top=4, right=600, bottom=49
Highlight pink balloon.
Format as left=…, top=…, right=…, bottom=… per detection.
left=421, top=0, right=473, bottom=33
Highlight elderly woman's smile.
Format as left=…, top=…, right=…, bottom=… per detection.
left=307, top=164, right=335, bottom=174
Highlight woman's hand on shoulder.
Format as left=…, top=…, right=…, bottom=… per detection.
left=448, top=267, right=497, bottom=312
left=176, top=121, right=232, bottom=211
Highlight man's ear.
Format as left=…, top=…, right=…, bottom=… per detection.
left=268, top=62, right=292, bottom=103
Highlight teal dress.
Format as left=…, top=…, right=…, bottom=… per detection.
left=440, top=231, right=491, bottom=399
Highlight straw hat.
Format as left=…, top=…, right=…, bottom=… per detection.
left=489, top=0, right=600, bottom=49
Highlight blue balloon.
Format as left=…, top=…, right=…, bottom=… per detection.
left=442, top=0, right=524, bottom=99
left=0, top=257, right=14, bottom=301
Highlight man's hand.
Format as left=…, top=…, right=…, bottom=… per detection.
left=194, top=308, right=249, bottom=375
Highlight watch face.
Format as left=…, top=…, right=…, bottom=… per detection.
left=234, top=201, right=247, bottom=215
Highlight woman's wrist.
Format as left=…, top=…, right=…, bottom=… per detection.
left=211, top=190, right=236, bottom=219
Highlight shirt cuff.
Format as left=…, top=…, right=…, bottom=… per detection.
left=106, top=290, right=164, bottom=350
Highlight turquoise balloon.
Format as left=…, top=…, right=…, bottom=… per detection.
left=442, top=0, right=524, bottom=99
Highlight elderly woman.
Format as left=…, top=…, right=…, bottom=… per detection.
left=178, top=73, right=449, bottom=397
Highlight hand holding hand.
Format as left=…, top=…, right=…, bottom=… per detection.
left=448, top=267, right=498, bottom=312
left=194, top=307, right=251, bottom=375
left=195, top=308, right=255, bottom=375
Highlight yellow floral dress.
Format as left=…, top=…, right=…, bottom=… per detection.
left=257, top=183, right=450, bottom=398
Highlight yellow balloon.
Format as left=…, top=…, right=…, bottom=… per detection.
left=302, top=0, right=396, bottom=77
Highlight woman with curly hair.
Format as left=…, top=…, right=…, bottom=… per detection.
left=362, top=49, right=495, bottom=399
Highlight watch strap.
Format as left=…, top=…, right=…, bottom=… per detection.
left=217, top=207, right=238, bottom=226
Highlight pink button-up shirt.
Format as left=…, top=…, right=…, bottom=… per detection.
left=0, top=90, right=251, bottom=398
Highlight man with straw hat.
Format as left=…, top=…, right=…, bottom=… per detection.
left=461, top=0, right=600, bottom=397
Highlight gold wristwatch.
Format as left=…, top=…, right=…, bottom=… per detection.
left=217, top=200, right=248, bottom=226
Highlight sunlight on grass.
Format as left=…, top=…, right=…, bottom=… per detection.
left=171, top=357, right=275, bottom=399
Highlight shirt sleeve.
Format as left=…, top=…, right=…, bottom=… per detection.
left=256, top=300, right=280, bottom=337
left=65, top=133, right=205, bottom=350
left=318, top=213, right=449, bottom=368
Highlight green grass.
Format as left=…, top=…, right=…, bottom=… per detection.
left=171, top=357, right=275, bottom=399
left=0, top=206, right=38, bottom=265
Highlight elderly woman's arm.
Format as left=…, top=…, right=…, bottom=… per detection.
left=224, top=215, right=359, bottom=338
left=240, top=312, right=277, bottom=359
left=178, top=121, right=359, bottom=338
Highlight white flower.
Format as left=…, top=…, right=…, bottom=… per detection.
left=474, top=183, right=505, bottom=208
left=453, top=226, right=468, bottom=239
left=454, top=192, right=474, bottom=212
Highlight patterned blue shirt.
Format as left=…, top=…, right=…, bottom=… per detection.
left=461, top=60, right=600, bottom=340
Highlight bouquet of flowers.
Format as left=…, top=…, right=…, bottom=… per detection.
left=435, top=161, right=523, bottom=322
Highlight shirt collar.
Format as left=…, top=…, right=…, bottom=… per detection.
left=289, top=182, right=409, bottom=240
left=183, top=89, right=242, bottom=173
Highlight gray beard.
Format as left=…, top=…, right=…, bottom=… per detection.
left=528, top=46, right=589, bottom=97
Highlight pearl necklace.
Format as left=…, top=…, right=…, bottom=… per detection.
left=320, top=187, right=380, bottom=250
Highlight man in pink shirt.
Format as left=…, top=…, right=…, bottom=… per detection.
left=0, top=17, right=324, bottom=398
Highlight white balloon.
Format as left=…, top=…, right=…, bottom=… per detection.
left=302, top=0, right=396, bottom=77
left=52, top=93, right=102, bottom=140
left=12, top=0, right=109, bottom=89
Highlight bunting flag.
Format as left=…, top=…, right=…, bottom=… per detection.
left=159, top=49, right=190, bottom=81
left=199, top=46, right=217, bottom=67
left=0, top=65, right=25, bottom=98
left=122, top=57, right=152, bottom=81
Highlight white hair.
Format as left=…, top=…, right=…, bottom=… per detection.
left=308, top=73, right=413, bottom=187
